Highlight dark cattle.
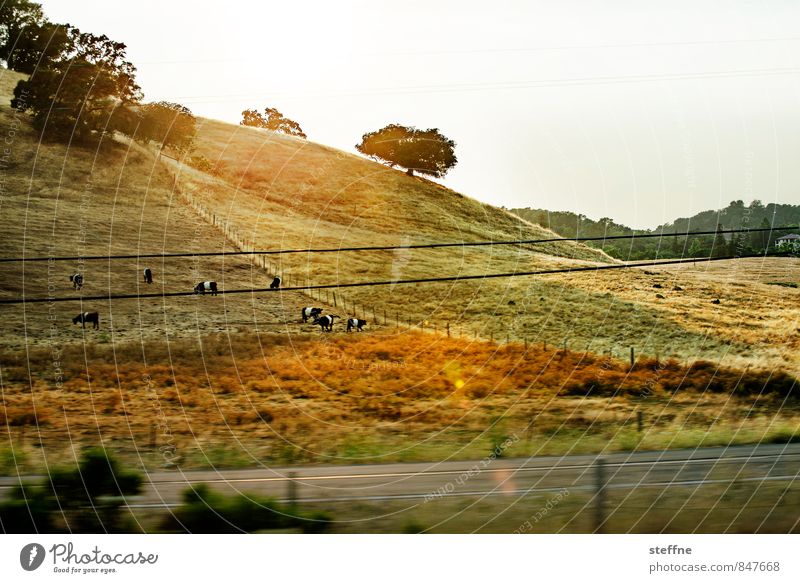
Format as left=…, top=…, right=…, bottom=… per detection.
left=347, top=318, right=367, bottom=332
left=194, top=281, right=218, bottom=296
left=301, top=307, right=323, bottom=323
left=270, top=276, right=282, bottom=289
left=143, top=268, right=153, bottom=284
left=313, top=314, right=338, bottom=332
left=70, top=273, right=83, bottom=290
left=72, top=311, right=99, bottom=329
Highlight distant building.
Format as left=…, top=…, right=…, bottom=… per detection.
left=775, top=233, right=800, bottom=252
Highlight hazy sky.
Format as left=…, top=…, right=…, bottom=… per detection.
left=40, top=0, right=800, bottom=228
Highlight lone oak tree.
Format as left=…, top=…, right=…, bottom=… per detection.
left=355, top=124, right=457, bottom=178
left=139, top=101, right=197, bottom=153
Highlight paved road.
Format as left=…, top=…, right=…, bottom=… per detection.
left=4, top=443, right=799, bottom=508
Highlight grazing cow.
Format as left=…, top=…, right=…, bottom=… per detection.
left=347, top=318, right=367, bottom=332
left=70, top=273, right=83, bottom=290
left=313, top=314, right=338, bottom=332
left=72, top=311, right=99, bottom=329
left=143, top=268, right=153, bottom=284
left=270, top=276, right=282, bottom=289
left=194, top=281, right=218, bottom=296
left=301, top=307, right=323, bottom=323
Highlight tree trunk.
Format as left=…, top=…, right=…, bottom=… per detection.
left=405, top=168, right=414, bottom=176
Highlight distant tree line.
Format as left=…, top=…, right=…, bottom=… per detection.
left=510, top=200, right=800, bottom=260
left=3, top=2, right=463, bottom=179
left=2, top=0, right=196, bottom=151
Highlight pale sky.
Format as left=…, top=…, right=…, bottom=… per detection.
left=41, top=0, right=800, bottom=229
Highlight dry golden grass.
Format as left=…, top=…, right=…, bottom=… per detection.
left=2, top=68, right=795, bottom=373
left=168, top=116, right=800, bottom=374
left=1, top=67, right=799, bottom=473
left=2, top=331, right=797, bottom=471
left=558, top=258, right=800, bottom=373
left=0, top=69, right=329, bottom=351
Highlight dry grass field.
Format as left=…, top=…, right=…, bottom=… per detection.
left=173, top=117, right=800, bottom=374
left=0, top=68, right=330, bottom=351
left=2, top=330, right=799, bottom=473
left=0, top=67, right=798, bottom=474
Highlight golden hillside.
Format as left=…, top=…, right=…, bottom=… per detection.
left=170, top=116, right=799, bottom=373
left=0, top=68, right=317, bottom=350
left=0, top=66, right=797, bottom=375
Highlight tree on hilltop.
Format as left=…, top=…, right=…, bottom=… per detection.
left=139, top=101, right=197, bottom=153
left=355, top=124, right=457, bottom=178
left=0, top=0, right=44, bottom=68
left=12, top=28, right=141, bottom=143
left=3, top=21, right=73, bottom=74
left=240, top=107, right=306, bottom=138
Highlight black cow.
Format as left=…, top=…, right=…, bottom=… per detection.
left=301, top=307, right=323, bottom=323
left=143, top=268, right=153, bottom=284
left=72, top=311, right=99, bottom=329
left=194, top=281, right=218, bottom=296
left=313, top=314, right=338, bottom=332
left=70, top=273, right=83, bottom=290
left=270, top=276, right=282, bottom=289
left=347, top=318, right=367, bottom=332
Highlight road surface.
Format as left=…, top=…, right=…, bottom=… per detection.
left=3, top=443, right=798, bottom=508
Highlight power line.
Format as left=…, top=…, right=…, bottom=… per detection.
left=0, top=253, right=790, bottom=306
left=0, top=226, right=793, bottom=264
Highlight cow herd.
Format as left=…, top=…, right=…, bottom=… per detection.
left=300, top=307, right=368, bottom=333
left=64, top=270, right=369, bottom=334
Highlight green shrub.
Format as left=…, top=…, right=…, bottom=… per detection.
left=0, top=447, right=142, bottom=533
left=160, top=484, right=331, bottom=533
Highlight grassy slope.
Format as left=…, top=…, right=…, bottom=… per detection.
left=174, top=117, right=800, bottom=373
left=0, top=68, right=798, bottom=476
left=0, top=69, right=319, bottom=350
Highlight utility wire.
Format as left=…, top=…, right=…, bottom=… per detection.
left=0, top=226, right=794, bottom=264
left=0, top=253, right=790, bottom=305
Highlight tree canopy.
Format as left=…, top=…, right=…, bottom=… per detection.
left=0, top=0, right=46, bottom=71
left=6, top=1, right=200, bottom=153
left=139, top=101, right=197, bottom=153
left=240, top=107, right=306, bottom=138
left=355, top=124, right=457, bottom=178
left=11, top=28, right=141, bottom=143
